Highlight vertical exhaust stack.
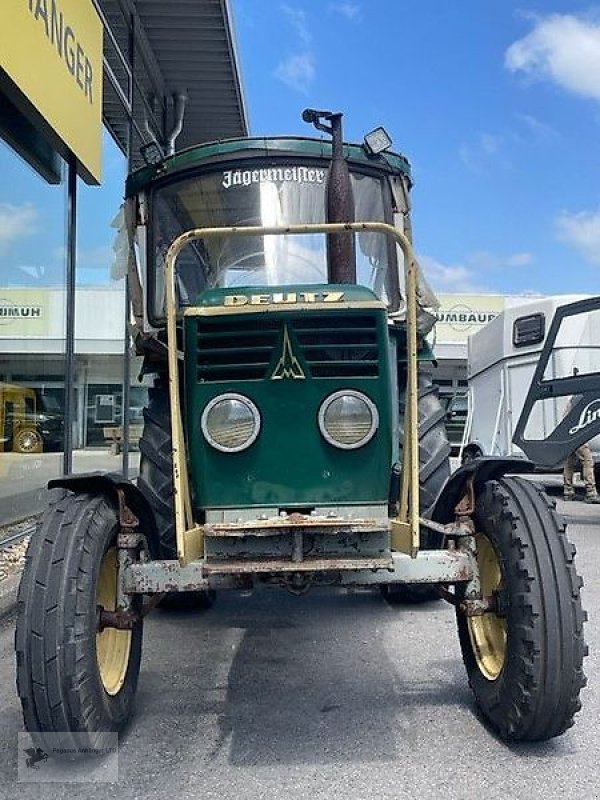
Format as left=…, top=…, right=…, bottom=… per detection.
left=166, top=93, right=188, bottom=156
left=302, top=109, right=356, bottom=284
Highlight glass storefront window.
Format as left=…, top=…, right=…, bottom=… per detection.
left=73, top=131, right=146, bottom=476
left=0, top=140, right=67, bottom=526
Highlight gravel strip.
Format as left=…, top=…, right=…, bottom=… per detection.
left=0, top=537, right=29, bottom=583
left=0, top=515, right=38, bottom=585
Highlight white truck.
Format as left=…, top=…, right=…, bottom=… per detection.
left=462, top=294, right=600, bottom=468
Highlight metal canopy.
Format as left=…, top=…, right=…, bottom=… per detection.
left=97, top=0, right=248, bottom=167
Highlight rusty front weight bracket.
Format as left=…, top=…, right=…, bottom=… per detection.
left=454, top=476, right=475, bottom=529
left=97, top=594, right=164, bottom=631
left=450, top=476, right=488, bottom=616
left=115, top=489, right=148, bottom=613
left=117, top=488, right=139, bottom=531
left=96, top=490, right=161, bottom=630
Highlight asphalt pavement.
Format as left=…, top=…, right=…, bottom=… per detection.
left=0, top=490, right=598, bottom=800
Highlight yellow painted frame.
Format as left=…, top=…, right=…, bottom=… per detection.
left=164, top=222, right=421, bottom=564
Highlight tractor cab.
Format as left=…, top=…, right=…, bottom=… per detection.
left=126, top=127, right=416, bottom=331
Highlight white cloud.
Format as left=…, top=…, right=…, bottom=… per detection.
left=556, top=208, right=600, bottom=265
left=419, top=254, right=488, bottom=293
left=328, top=3, right=361, bottom=21
left=505, top=14, right=600, bottom=101
left=459, top=133, right=511, bottom=173
left=274, top=52, right=315, bottom=94
left=0, top=203, right=37, bottom=253
left=53, top=243, right=114, bottom=268
left=467, top=250, right=534, bottom=269
left=281, top=4, right=311, bottom=47
left=80, top=245, right=113, bottom=267
left=516, top=113, right=558, bottom=142
left=274, top=5, right=316, bottom=94
left=507, top=252, right=534, bottom=267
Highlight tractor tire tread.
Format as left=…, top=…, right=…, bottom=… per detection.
left=15, top=491, right=142, bottom=756
left=457, top=475, right=586, bottom=741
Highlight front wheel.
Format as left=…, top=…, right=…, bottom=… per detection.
left=16, top=492, right=142, bottom=758
left=457, top=476, right=587, bottom=741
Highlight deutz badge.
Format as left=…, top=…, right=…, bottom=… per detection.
left=271, top=325, right=305, bottom=380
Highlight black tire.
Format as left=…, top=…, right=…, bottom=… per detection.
left=138, top=386, right=176, bottom=560
left=138, top=385, right=215, bottom=610
left=399, top=371, right=452, bottom=514
left=15, top=491, right=142, bottom=759
left=382, top=371, right=451, bottom=604
left=457, top=476, right=587, bottom=741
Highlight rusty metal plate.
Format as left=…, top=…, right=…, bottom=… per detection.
left=203, top=514, right=387, bottom=538
left=202, top=556, right=393, bottom=574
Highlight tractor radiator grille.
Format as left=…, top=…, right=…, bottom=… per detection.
left=293, top=315, right=379, bottom=378
left=196, top=314, right=379, bottom=382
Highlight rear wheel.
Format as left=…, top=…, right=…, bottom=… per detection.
left=457, top=476, right=587, bottom=741
left=138, top=385, right=215, bottom=610
left=15, top=492, right=142, bottom=758
left=382, top=371, right=451, bottom=604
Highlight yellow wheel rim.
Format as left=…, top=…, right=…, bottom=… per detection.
left=96, top=548, right=132, bottom=696
left=467, top=533, right=507, bottom=681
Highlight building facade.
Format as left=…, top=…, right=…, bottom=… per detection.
left=0, top=0, right=247, bottom=524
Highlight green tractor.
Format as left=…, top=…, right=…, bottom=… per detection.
left=16, top=110, right=586, bottom=757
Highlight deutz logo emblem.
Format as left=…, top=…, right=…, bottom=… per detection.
left=271, top=325, right=305, bottom=380
left=223, top=291, right=345, bottom=306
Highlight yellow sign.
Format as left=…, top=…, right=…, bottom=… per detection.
left=0, top=289, right=50, bottom=336
left=434, top=294, right=505, bottom=343
left=0, top=0, right=103, bottom=183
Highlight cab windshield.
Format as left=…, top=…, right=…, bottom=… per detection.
left=150, top=162, right=395, bottom=321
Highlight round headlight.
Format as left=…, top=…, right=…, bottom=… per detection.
left=318, top=390, right=379, bottom=450
left=201, top=393, right=261, bottom=453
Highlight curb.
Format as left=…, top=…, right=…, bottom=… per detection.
left=0, top=571, right=21, bottom=621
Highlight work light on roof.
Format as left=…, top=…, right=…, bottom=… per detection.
left=140, top=141, right=164, bottom=167
left=363, top=127, right=393, bottom=156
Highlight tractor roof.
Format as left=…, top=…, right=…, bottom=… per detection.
left=126, top=136, right=412, bottom=196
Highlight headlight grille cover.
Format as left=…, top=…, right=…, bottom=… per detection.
left=201, top=393, right=261, bottom=452
left=318, top=390, right=378, bottom=449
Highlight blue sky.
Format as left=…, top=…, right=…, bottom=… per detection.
left=2, top=2, right=600, bottom=297
left=234, top=1, right=600, bottom=295
left=0, top=129, right=126, bottom=287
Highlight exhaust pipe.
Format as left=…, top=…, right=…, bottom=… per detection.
left=302, top=109, right=356, bottom=284
left=166, top=93, right=187, bottom=156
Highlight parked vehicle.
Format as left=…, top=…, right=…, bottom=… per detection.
left=15, top=111, right=586, bottom=758
left=0, top=383, right=42, bottom=454
left=513, top=295, right=600, bottom=474
left=461, top=295, right=600, bottom=466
